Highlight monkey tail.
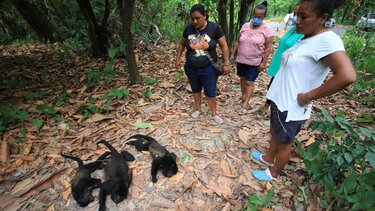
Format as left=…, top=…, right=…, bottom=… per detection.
left=97, top=140, right=119, bottom=155
left=61, top=153, right=84, bottom=167
left=126, top=134, right=154, bottom=151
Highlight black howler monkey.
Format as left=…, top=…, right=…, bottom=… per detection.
left=127, top=134, right=178, bottom=183
left=61, top=152, right=110, bottom=207
left=97, top=140, right=135, bottom=211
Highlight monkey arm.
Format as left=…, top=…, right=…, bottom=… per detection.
left=151, top=157, right=162, bottom=183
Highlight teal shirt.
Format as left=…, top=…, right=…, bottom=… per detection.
left=267, top=25, right=304, bottom=77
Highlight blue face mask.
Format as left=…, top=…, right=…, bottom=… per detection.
left=291, top=16, right=297, bottom=25
left=252, top=17, right=263, bottom=26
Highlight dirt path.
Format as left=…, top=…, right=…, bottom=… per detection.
left=0, top=40, right=364, bottom=211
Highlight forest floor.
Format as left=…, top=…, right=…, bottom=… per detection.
left=0, top=38, right=370, bottom=211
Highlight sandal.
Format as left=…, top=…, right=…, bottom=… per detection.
left=212, top=115, right=224, bottom=124
left=252, top=168, right=277, bottom=182
left=191, top=110, right=201, bottom=118
left=251, top=151, right=272, bottom=167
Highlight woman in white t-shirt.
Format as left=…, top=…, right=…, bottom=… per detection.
left=250, top=0, right=356, bottom=182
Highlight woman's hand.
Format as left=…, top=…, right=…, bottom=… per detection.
left=175, top=60, right=181, bottom=70
left=258, top=62, right=266, bottom=72
left=230, top=55, right=235, bottom=62
left=297, top=92, right=310, bottom=107
left=223, top=64, right=230, bottom=75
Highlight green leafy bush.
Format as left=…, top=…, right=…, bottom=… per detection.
left=244, top=188, right=275, bottom=211
left=36, top=105, right=58, bottom=115
left=0, top=104, right=28, bottom=136
left=101, top=87, right=129, bottom=100
left=300, top=109, right=375, bottom=210
left=343, top=28, right=375, bottom=107
left=143, top=77, right=159, bottom=85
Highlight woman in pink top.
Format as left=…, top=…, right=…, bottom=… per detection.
left=230, top=1, right=273, bottom=110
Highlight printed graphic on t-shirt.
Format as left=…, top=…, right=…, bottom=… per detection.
left=188, top=33, right=211, bottom=57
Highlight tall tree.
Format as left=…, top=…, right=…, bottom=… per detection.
left=228, top=0, right=235, bottom=48
left=12, top=0, right=59, bottom=42
left=117, top=0, right=141, bottom=84
left=76, top=0, right=110, bottom=57
left=237, top=0, right=255, bottom=28
left=217, top=0, right=228, bottom=44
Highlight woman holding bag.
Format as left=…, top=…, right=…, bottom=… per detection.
left=175, top=4, right=230, bottom=124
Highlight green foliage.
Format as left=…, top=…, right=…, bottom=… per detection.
left=60, top=37, right=81, bottom=54
left=31, top=119, right=44, bottom=129
left=103, top=60, right=116, bottom=84
left=54, top=116, right=63, bottom=122
left=101, top=87, right=129, bottom=100
left=86, top=70, right=101, bottom=88
left=36, top=105, right=58, bottom=115
left=26, top=91, right=45, bottom=100
left=0, top=104, right=28, bottom=136
left=343, top=28, right=375, bottom=107
left=13, top=35, right=36, bottom=46
left=132, top=122, right=153, bottom=129
left=143, top=77, right=159, bottom=85
left=300, top=109, right=375, bottom=210
left=181, top=152, right=191, bottom=164
left=82, top=96, right=98, bottom=119
left=356, top=111, right=374, bottom=123
left=18, top=128, right=27, bottom=141
left=342, top=29, right=366, bottom=61
left=55, top=90, right=68, bottom=107
left=143, top=88, right=152, bottom=99
left=174, top=71, right=184, bottom=81
left=245, top=188, right=275, bottom=211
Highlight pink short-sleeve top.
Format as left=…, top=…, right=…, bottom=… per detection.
left=236, top=22, right=274, bottom=66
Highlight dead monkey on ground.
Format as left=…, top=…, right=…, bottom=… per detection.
left=61, top=152, right=110, bottom=207
left=97, top=140, right=135, bottom=211
left=127, top=134, right=178, bottom=183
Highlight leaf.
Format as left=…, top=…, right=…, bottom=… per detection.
left=85, top=114, right=112, bottom=123
left=144, top=88, right=152, bottom=98
left=341, top=172, right=357, bottom=195
left=108, top=47, right=118, bottom=60
left=36, top=105, right=58, bottom=115
left=220, top=159, right=232, bottom=175
left=181, top=152, right=191, bottom=164
left=144, top=77, right=159, bottom=85
left=31, top=119, right=44, bottom=129
left=344, top=152, right=353, bottom=163
left=365, top=151, right=375, bottom=167
left=132, top=122, right=153, bottom=129
left=1, top=140, right=9, bottom=165
left=359, top=127, right=372, bottom=138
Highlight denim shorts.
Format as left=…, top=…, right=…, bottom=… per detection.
left=270, top=101, right=306, bottom=143
left=236, top=62, right=260, bottom=82
left=184, top=64, right=218, bottom=97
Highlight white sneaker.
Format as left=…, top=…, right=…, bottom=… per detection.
left=191, top=110, right=201, bottom=118
left=212, top=115, right=224, bottom=124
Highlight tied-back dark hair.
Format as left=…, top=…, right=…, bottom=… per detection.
left=255, top=1, right=268, bottom=16
left=190, top=4, right=209, bottom=20
left=299, top=0, right=346, bottom=18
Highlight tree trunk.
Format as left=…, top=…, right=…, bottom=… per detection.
left=117, top=0, right=141, bottom=84
left=238, top=0, right=255, bottom=28
left=217, top=0, right=228, bottom=44
left=12, top=0, right=59, bottom=42
left=229, top=0, right=234, bottom=49
left=76, top=0, right=109, bottom=57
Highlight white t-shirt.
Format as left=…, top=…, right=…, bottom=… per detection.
left=267, top=31, right=345, bottom=122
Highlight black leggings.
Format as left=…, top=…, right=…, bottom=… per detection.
left=265, top=77, right=274, bottom=105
